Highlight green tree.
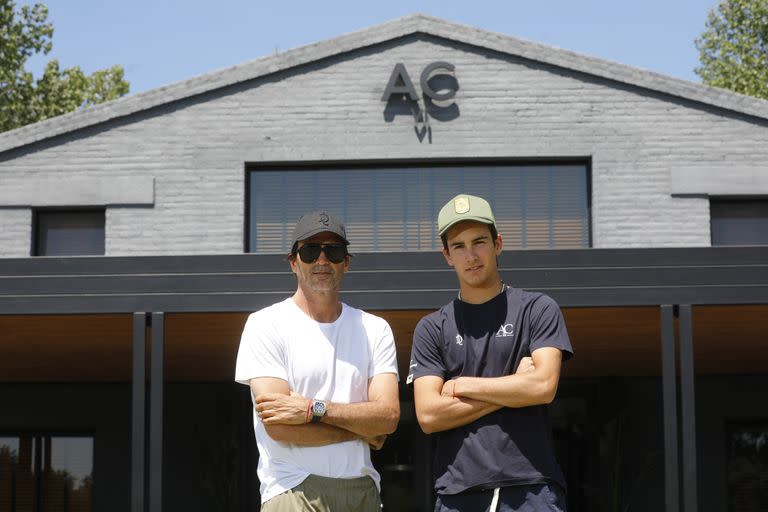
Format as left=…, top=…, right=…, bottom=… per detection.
left=695, top=0, right=768, bottom=99
left=0, top=0, right=129, bottom=132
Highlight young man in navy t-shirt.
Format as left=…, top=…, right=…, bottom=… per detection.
left=408, top=194, right=573, bottom=512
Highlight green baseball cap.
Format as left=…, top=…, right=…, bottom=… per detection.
left=438, top=194, right=496, bottom=236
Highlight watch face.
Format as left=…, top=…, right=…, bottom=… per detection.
left=312, top=400, right=326, bottom=416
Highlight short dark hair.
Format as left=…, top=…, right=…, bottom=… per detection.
left=441, top=223, right=498, bottom=251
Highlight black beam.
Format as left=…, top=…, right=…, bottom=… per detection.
left=3, top=246, right=768, bottom=276
left=2, top=283, right=768, bottom=315
left=150, top=312, right=165, bottom=512
left=131, top=312, right=146, bottom=512
left=678, top=305, right=698, bottom=512
left=660, top=305, right=680, bottom=512
left=2, top=264, right=767, bottom=296
left=1, top=247, right=768, bottom=314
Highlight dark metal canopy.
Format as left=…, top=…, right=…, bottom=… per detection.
left=1, top=246, right=767, bottom=314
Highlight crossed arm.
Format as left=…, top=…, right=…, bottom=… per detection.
left=250, top=372, right=400, bottom=448
left=413, top=347, right=562, bottom=434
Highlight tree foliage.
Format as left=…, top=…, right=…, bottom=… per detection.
left=695, top=0, right=768, bottom=99
left=0, top=0, right=129, bottom=132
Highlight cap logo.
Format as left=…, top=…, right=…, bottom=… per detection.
left=454, top=197, right=470, bottom=214
left=318, top=213, right=329, bottom=226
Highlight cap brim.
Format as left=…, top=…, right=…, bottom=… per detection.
left=439, top=217, right=495, bottom=236
left=293, top=228, right=349, bottom=245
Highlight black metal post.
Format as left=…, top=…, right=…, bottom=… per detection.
left=660, top=305, right=680, bottom=512
left=150, top=312, right=165, bottom=512
left=131, top=312, right=146, bottom=512
left=678, top=305, right=698, bottom=512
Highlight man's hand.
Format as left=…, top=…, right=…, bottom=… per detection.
left=516, top=356, right=535, bottom=373
left=255, top=391, right=310, bottom=425
left=440, top=380, right=457, bottom=398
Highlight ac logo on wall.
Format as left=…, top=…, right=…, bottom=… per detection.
left=381, top=61, right=459, bottom=143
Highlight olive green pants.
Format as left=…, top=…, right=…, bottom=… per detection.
left=261, top=474, right=381, bottom=512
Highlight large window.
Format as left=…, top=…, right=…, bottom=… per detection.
left=0, top=435, right=93, bottom=512
left=247, top=163, right=590, bottom=253
left=33, top=210, right=105, bottom=256
left=711, top=199, right=768, bottom=246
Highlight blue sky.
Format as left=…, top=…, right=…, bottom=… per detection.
left=22, top=0, right=720, bottom=96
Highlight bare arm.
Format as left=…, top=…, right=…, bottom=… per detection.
left=250, top=377, right=359, bottom=447
left=253, top=373, right=400, bottom=442
left=319, top=372, right=400, bottom=438
left=413, top=375, right=502, bottom=434
left=447, top=347, right=563, bottom=408
left=412, top=356, right=536, bottom=434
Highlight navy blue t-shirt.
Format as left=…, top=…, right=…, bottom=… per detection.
left=408, top=286, right=573, bottom=495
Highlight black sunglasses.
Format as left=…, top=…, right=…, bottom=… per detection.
left=296, top=243, right=347, bottom=264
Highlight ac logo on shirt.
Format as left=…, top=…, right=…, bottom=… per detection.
left=455, top=334, right=464, bottom=346
left=496, top=323, right=514, bottom=338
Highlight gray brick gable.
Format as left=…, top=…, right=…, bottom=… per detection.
left=2, top=13, right=767, bottom=154
left=1, top=14, right=767, bottom=257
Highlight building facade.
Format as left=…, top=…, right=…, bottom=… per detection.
left=1, top=14, right=767, bottom=512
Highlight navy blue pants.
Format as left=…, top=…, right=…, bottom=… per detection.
left=434, top=484, right=566, bottom=512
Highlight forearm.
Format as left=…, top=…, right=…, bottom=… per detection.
left=264, top=422, right=360, bottom=447
left=453, top=372, right=557, bottom=408
left=255, top=383, right=398, bottom=439
left=416, top=394, right=501, bottom=434
left=322, top=400, right=399, bottom=438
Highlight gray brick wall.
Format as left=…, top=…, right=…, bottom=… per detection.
left=0, top=209, right=31, bottom=257
left=1, top=35, right=767, bottom=256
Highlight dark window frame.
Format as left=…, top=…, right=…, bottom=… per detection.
left=710, top=197, right=768, bottom=247
left=32, top=208, right=106, bottom=257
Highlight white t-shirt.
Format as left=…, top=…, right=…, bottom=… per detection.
left=234, top=298, right=399, bottom=503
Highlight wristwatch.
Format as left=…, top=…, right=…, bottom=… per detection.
left=310, top=399, right=327, bottom=423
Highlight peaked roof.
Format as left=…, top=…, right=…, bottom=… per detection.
left=2, top=13, right=768, bottom=154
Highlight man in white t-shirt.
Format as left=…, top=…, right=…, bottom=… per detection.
left=235, top=210, right=400, bottom=511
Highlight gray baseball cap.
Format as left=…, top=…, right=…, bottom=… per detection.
left=438, top=194, right=496, bottom=236
left=290, top=210, right=349, bottom=248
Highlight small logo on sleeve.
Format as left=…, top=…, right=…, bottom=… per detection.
left=406, top=362, right=417, bottom=384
